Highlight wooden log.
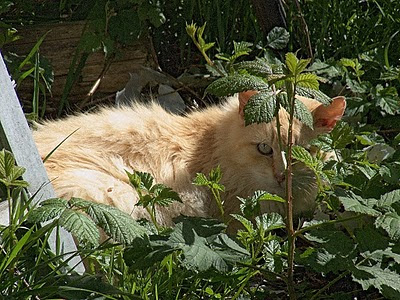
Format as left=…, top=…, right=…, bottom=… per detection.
left=2, top=21, right=155, bottom=115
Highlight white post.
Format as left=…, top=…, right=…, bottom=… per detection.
left=0, top=52, right=84, bottom=273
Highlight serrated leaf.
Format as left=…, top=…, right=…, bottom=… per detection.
left=300, top=228, right=356, bottom=274
left=168, top=216, right=248, bottom=272
left=235, top=57, right=273, bottom=77
left=209, top=165, right=222, bottom=183
left=375, top=212, right=400, bottom=240
left=228, top=41, right=252, bottom=62
left=243, top=91, right=276, bottom=125
left=294, top=98, right=314, bottom=128
left=292, top=145, right=314, bottom=165
left=69, top=197, right=92, bottom=209
left=0, top=149, right=28, bottom=187
left=28, top=199, right=67, bottom=223
left=352, top=265, right=400, bottom=298
left=285, top=52, right=298, bottom=75
left=59, top=209, right=99, bottom=247
left=257, top=191, right=286, bottom=203
left=340, top=58, right=356, bottom=68
left=231, top=214, right=254, bottom=233
left=181, top=231, right=248, bottom=272
left=374, top=85, right=400, bottom=115
left=338, top=192, right=380, bottom=217
left=206, top=74, right=269, bottom=97
left=124, top=237, right=174, bottom=270
left=86, top=202, right=147, bottom=244
left=296, top=86, right=331, bottom=105
left=366, top=144, right=395, bottom=163
left=354, top=226, right=389, bottom=253
left=152, top=184, right=182, bottom=206
left=203, top=42, right=215, bottom=52
left=377, top=189, right=400, bottom=209
left=193, top=173, right=209, bottom=186
left=126, top=170, right=154, bottom=191
left=331, top=122, right=355, bottom=149
left=255, top=213, right=285, bottom=232
left=266, top=27, right=289, bottom=50
left=296, top=73, right=319, bottom=90
left=295, top=59, right=311, bottom=75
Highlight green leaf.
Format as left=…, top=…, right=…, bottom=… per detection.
left=300, top=228, right=355, bottom=274
left=86, top=202, right=148, bottom=244
left=285, top=52, right=298, bottom=75
left=181, top=232, right=226, bottom=271
left=377, top=189, right=400, bottom=209
left=58, top=274, right=125, bottom=299
left=294, top=98, right=314, bottom=128
left=2, top=227, right=34, bottom=272
left=126, top=170, right=154, bottom=191
left=296, top=86, right=331, bottom=105
left=193, top=167, right=225, bottom=192
left=292, top=146, right=314, bottom=166
left=263, top=239, right=284, bottom=273
left=296, top=73, right=319, bottom=90
left=266, top=27, right=289, bottom=50
left=230, top=214, right=254, bottom=233
left=193, top=173, right=209, bottom=186
left=0, top=149, right=28, bottom=188
left=229, top=41, right=252, bottom=62
left=330, top=122, right=355, bottom=149
left=180, top=232, right=248, bottom=272
left=206, top=74, right=269, bottom=97
left=257, top=191, right=286, bottom=203
left=28, top=198, right=68, bottom=223
left=375, top=212, right=400, bottom=240
left=243, top=91, right=276, bottom=125
left=338, top=191, right=380, bottom=217
left=235, top=57, right=273, bottom=77
left=352, top=265, right=400, bottom=298
left=374, top=85, right=400, bottom=115
left=295, top=59, right=311, bottom=76
left=354, top=226, right=389, bottom=253
left=366, top=144, right=395, bottom=163
left=340, top=58, right=356, bottom=69
left=17, top=31, right=50, bottom=71
left=151, top=184, right=182, bottom=206
left=209, top=165, right=223, bottom=183
left=59, top=209, right=100, bottom=247
left=255, top=213, right=285, bottom=232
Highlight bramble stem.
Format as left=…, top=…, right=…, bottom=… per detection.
left=285, top=81, right=297, bottom=300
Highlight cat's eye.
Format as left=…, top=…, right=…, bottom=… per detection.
left=257, top=143, right=273, bottom=156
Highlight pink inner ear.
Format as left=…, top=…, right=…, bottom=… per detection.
left=238, top=90, right=258, bottom=117
left=314, top=96, right=346, bottom=132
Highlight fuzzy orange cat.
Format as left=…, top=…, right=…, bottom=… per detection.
left=33, top=92, right=345, bottom=225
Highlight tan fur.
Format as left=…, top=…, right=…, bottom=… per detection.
left=33, top=94, right=345, bottom=225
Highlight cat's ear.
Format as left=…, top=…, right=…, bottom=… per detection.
left=312, top=96, right=346, bottom=132
left=238, top=90, right=258, bottom=117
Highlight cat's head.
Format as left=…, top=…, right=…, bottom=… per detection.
left=219, top=91, right=346, bottom=216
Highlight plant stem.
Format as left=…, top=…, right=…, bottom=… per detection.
left=147, top=206, right=160, bottom=233
left=310, top=270, right=350, bottom=300
left=285, top=81, right=297, bottom=300
left=211, top=188, right=224, bottom=220
left=294, top=214, right=364, bottom=237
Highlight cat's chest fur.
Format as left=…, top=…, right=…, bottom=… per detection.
left=33, top=94, right=346, bottom=225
